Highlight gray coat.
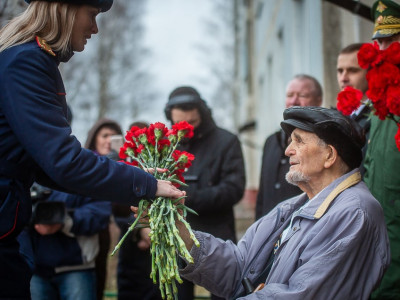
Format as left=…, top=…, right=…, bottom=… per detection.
left=180, top=169, right=390, bottom=299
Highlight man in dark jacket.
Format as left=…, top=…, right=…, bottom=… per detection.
left=255, top=74, right=322, bottom=220
left=165, top=86, right=246, bottom=300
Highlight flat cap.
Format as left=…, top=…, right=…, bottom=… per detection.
left=371, top=0, right=400, bottom=39
left=25, top=0, right=113, bottom=12
left=281, top=106, right=366, bottom=169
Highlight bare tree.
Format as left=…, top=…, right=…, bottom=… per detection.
left=0, top=0, right=26, bottom=26
left=61, top=0, right=156, bottom=139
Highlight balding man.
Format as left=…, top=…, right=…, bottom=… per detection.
left=256, top=74, right=322, bottom=219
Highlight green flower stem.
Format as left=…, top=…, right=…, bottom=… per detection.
left=111, top=202, right=146, bottom=256
left=159, top=280, right=165, bottom=299
left=161, top=136, right=182, bottom=168
left=176, top=213, right=200, bottom=247
left=154, top=138, right=159, bottom=176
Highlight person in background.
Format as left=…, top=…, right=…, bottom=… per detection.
left=113, top=121, right=163, bottom=300
left=336, top=43, right=370, bottom=175
left=364, top=1, right=400, bottom=298
left=174, top=107, right=389, bottom=300
left=84, top=118, right=123, bottom=300
left=164, top=86, right=246, bottom=300
left=0, top=1, right=183, bottom=298
left=255, top=74, right=322, bottom=220
left=30, top=190, right=111, bottom=300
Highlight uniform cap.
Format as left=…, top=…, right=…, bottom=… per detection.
left=371, top=0, right=400, bottom=39
left=25, top=0, right=113, bottom=12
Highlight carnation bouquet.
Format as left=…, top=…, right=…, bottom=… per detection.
left=111, top=121, right=199, bottom=300
left=336, top=41, right=400, bottom=150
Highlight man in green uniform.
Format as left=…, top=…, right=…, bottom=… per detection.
left=365, top=1, right=400, bottom=298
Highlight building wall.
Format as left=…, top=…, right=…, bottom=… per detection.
left=235, top=0, right=374, bottom=189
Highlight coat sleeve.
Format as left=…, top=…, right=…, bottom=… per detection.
left=185, top=135, right=245, bottom=214
left=1, top=48, right=157, bottom=205
left=180, top=219, right=264, bottom=298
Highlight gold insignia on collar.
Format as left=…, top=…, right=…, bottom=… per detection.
left=35, top=36, right=56, bottom=57
left=377, top=1, right=387, bottom=13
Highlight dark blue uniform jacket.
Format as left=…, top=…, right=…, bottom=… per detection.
left=0, top=41, right=157, bottom=243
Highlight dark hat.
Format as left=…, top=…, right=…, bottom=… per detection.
left=281, top=106, right=366, bottom=170
left=371, top=0, right=400, bottom=39
left=25, top=0, right=113, bottom=12
left=164, top=86, right=211, bottom=122
left=167, top=86, right=204, bottom=107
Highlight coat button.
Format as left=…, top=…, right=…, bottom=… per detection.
left=293, top=227, right=297, bottom=231
left=274, top=183, right=281, bottom=189
left=250, top=268, right=255, bottom=274
left=280, top=158, right=287, bottom=165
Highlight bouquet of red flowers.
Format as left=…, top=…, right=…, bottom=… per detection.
left=336, top=41, right=400, bottom=151
left=111, top=121, right=199, bottom=300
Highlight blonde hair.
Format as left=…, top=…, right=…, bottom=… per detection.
left=0, top=1, right=78, bottom=57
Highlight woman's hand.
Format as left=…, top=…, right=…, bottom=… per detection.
left=144, top=168, right=168, bottom=174
left=155, top=180, right=186, bottom=198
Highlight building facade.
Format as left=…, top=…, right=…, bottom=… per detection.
left=235, top=0, right=374, bottom=189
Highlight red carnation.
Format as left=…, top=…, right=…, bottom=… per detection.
left=126, top=126, right=143, bottom=141
left=386, top=86, right=400, bottom=116
left=119, top=145, right=129, bottom=159
left=135, top=144, right=145, bottom=154
left=157, top=139, right=171, bottom=151
left=149, top=122, right=168, bottom=140
left=337, top=86, right=363, bottom=115
left=132, top=127, right=147, bottom=138
left=371, top=95, right=390, bottom=120
left=172, top=121, right=194, bottom=138
left=376, top=62, right=400, bottom=86
left=366, top=68, right=387, bottom=101
left=172, top=150, right=195, bottom=169
left=384, top=42, right=400, bottom=65
left=357, top=42, right=381, bottom=69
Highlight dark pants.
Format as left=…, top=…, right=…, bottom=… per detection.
left=117, top=228, right=162, bottom=300
left=95, top=227, right=110, bottom=300
left=0, top=239, right=32, bottom=299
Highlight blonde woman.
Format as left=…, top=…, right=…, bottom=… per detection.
left=0, top=1, right=184, bottom=298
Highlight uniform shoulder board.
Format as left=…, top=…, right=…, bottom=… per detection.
left=35, top=36, right=56, bottom=57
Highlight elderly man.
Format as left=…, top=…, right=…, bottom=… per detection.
left=256, top=74, right=322, bottom=219
left=177, top=107, right=390, bottom=299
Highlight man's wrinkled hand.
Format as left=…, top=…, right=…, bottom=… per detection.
left=138, top=227, right=152, bottom=251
